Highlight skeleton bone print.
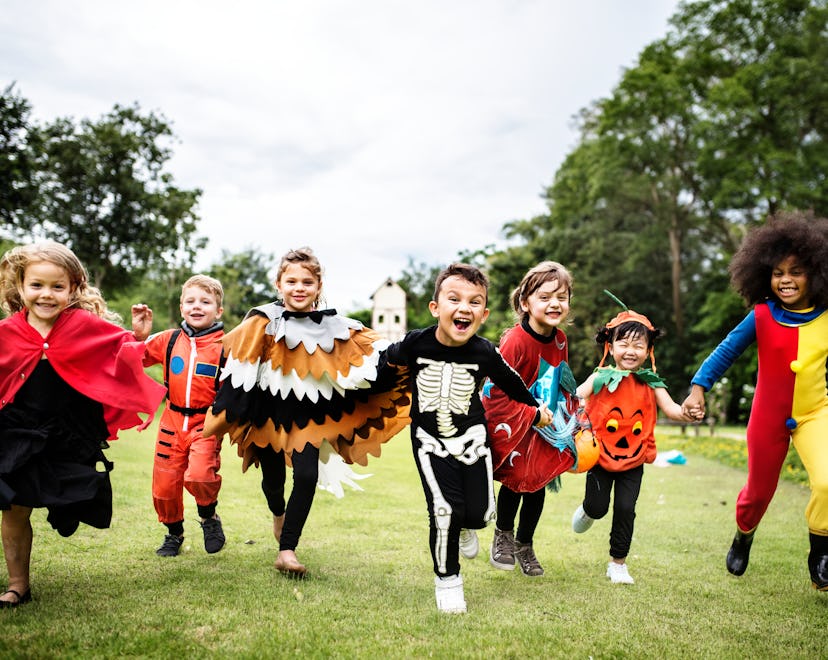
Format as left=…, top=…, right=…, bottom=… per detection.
left=415, top=357, right=479, bottom=437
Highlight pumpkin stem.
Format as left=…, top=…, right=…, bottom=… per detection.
left=603, top=289, right=628, bottom=310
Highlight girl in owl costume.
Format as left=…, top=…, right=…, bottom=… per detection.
left=205, top=248, right=410, bottom=577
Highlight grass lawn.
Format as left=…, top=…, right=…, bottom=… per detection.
left=0, top=423, right=825, bottom=659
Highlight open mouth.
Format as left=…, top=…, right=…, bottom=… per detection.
left=454, top=319, right=471, bottom=331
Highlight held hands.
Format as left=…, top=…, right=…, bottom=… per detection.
left=681, top=385, right=706, bottom=421
left=535, top=403, right=554, bottom=429
left=131, top=303, right=153, bottom=342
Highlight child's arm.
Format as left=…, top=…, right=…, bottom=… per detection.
left=487, top=346, right=550, bottom=427
left=681, top=384, right=706, bottom=420
left=575, top=373, right=596, bottom=403
left=656, top=387, right=698, bottom=422
left=131, top=304, right=153, bottom=342
left=681, top=310, right=756, bottom=419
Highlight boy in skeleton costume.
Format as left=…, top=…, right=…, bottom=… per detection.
left=385, top=263, right=552, bottom=614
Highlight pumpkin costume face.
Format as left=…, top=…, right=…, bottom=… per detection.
left=586, top=373, right=658, bottom=471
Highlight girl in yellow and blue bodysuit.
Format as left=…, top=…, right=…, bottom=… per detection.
left=683, top=211, right=828, bottom=591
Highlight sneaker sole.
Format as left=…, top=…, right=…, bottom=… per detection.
left=489, top=556, right=516, bottom=571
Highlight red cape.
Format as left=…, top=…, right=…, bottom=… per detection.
left=0, top=309, right=166, bottom=437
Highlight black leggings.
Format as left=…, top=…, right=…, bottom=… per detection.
left=412, top=438, right=494, bottom=578
left=495, top=484, right=545, bottom=544
left=582, top=463, right=644, bottom=560
left=257, top=443, right=319, bottom=552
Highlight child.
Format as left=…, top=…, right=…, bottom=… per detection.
left=681, top=212, right=828, bottom=591
left=204, top=247, right=410, bottom=577
left=384, top=263, right=553, bottom=613
left=0, top=241, right=166, bottom=607
left=571, top=300, right=696, bottom=584
left=482, top=261, right=577, bottom=577
left=131, top=275, right=226, bottom=557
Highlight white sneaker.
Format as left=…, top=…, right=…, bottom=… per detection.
left=435, top=574, right=467, bottom=613
left=572, top=505, right=594, bottom=534
left=606, top=561, right=635, bottom=584
left=459, top=528, right=479, bottom=559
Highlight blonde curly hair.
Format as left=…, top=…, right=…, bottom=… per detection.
left=0, top=241, right=118, bottom=321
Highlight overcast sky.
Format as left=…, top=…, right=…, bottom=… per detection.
left=2, top=1, right=681, bottom=311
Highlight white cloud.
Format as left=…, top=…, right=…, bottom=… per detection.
left=1, top=0, right=681, bottom=311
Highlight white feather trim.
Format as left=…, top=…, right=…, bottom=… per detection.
left=316, top=440, right=372, bottom=498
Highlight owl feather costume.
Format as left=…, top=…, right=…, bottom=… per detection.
left=204, top=303, right=411, bottom=475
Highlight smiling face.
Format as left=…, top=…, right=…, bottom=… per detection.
left=21, top=260, right=73, bottom=334
left=429, top=275, right=490, bottom=347
left=180, top=284, right=223, bottom=331
left=277, top=262, right=321, bottom=313
left=771, top=254, right=810, bottom=310
left=521, top=279, right=570, bottom=336
left=609, top=330, right=650, bottom=372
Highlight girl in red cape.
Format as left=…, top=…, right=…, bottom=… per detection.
left=0, top=242, right=166, bottom=608
left=482, top=261, right=577, bottom=577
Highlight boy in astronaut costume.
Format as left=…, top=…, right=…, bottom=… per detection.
left=132, top=275, right=226, bottom=557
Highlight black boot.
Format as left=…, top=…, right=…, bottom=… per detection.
left=808, top=533, right=828, bottom=591
left=726, top=528, right=755, bottom=576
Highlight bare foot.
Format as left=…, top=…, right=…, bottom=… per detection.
left=274, top=549, right=306, bottom=578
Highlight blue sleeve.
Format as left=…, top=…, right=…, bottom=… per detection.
left=691, top=310, right=756, bottom=391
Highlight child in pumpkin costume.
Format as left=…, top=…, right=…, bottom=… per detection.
left=572, top=300, right=697, bottom=584
left=682, top=212, right=828, bottom=591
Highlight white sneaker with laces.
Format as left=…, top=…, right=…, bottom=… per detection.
left=606, top=561, right=635, bottom=584
left=459, top=528, right=479, bottom=559
left=435, top=574, right=467, bottom=613
left=572, top=505, right=595, bottom=534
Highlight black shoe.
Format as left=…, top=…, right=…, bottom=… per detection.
left=0, top=588, right=32, bottom=609
left=200, top=515, right=225, bottom=554
left=156, top=534, right=184, bottom=557
left=808, top=533, right=828, bottom=591
left=726, top=529, right=755, bottom=576
left=810, top=555, right=828, bottom=591
left=57, top=520, right=80, bottom=538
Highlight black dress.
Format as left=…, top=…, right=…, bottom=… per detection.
left=0, top=359, right=113, bottom=535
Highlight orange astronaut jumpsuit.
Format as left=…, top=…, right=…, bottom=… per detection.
left=143, top=324, right=224, bottom=524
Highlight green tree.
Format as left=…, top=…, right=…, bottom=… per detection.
left=489, top=0, right=828, bottom=415
left=26, top=103, right=204, bottom=293
left=0, top=83, right=38, bottom=228
left=396, top=257, right=442, bottom=332
left=207, top=247, right=275, bottom=329
left=108, top=248, right=276, bottom=333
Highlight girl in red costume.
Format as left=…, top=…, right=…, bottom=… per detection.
left=572, top=302, right=696, bottom=584
left=482, top=261, right=577, bottom=577
left=0, top=242, right=166, bottom=607
left=682, top=212, right=828, bottom=591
